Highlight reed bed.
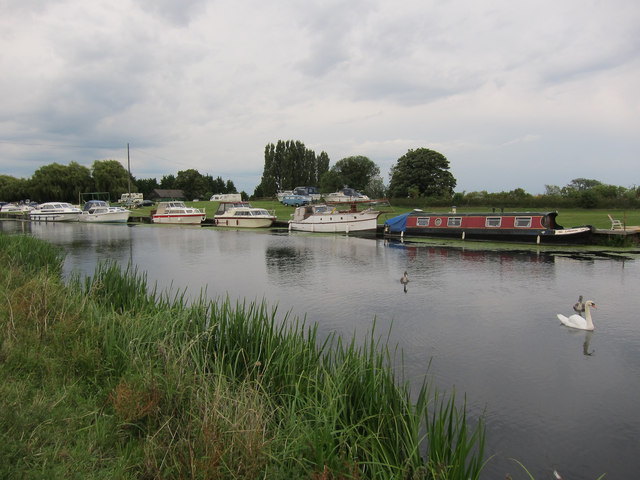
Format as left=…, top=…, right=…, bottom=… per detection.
left=1, top=233, right=485, bottom=479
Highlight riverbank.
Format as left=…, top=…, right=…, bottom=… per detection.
left=0, top=233, right=485, bottom=479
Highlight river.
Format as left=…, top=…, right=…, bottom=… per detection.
left=2, top=219, right=639, bottom=479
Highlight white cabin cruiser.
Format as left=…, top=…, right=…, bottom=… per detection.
left=79, top=200, right=131, bottom=223
left=29, top=202, right=82, bottom=222
left=213, top=202, right=276, bottom=228
left=151, top=201, right=205, bottom=224
left=289, top=204, right=381, bottom=233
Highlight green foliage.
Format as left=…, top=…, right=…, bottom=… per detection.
left=0, top=175, right=30, bottom=202
left=326, top=155, right=380, bottom=192
left=134, top=177, right=159, bottom=198
left=29, top=161, right=94, bottom=203
left=91, top=159, right=131, bottom=200
left=258, top=140, right=329, bottom=197
left=175, top=168, right=209, bottom=200
left=388, top=148, right=457, bottom=198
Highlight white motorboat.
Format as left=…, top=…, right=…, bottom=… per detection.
left=79, top=200, right=131, bottom=223
left=213, top=202, right=276, bottom=228
left=0, top=203, right=34, bottom=215
left=289, top=204, right=381, bottom=233
left=323, top=188, right=370, bottom=203
left=29, top=202, right=82, bottom=222
left=151, top=201, right=205, bottom=224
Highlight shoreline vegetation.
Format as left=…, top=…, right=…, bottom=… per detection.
left=1, top=233, right=486, bottom=479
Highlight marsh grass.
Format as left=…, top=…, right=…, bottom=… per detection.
left=1, top=233, right=486, bottom=479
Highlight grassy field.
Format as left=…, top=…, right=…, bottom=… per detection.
left=1, top=233, right=486, bottom=479
left=128, top=199, right=640, bottom=231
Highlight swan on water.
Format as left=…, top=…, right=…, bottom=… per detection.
left=557, top=300, right=597, bottom=331
left=573, top=295, right=585, bottom=315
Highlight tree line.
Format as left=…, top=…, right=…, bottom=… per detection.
left=254, top=141, right=456, bottom=200
left=2, top=145, right=638, bottom=209
left=0, top=161, right=240, bottom=204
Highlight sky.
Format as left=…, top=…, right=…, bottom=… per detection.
left=1, top=0, right=639, bottom=195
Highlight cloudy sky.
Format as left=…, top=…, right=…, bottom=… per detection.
left=1, top=0, right=638, bottom=194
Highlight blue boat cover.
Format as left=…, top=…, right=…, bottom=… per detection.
left=384, top=212, right=410, bottom=233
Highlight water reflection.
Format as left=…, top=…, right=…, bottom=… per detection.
left=583, top=331, right=594, bottom=356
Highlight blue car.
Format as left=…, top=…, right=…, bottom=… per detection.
left=281, top=194, right=312, bottom=206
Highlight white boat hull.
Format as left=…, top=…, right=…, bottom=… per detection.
left=79, top=211, right=131, bottom=223
left=152, top=214, right=205, bottom=224
left=214, top=217, right=275, bottom=228
left=30, top=212, right=81, bottom=222
left=289, top=211, right=380, bottom=233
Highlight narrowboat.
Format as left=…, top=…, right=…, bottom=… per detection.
left=384, top=209, right=593, bottom=244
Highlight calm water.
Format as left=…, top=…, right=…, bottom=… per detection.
left=3, top=219, right=640, bottom=479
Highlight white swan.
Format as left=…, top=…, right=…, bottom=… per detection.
left=557, top=300, right=597, bottom=331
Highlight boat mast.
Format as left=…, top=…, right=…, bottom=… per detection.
left=127, top=143, right=131, bottom=199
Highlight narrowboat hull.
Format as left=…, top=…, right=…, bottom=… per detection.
left=384, top=211, right=593, bottom=244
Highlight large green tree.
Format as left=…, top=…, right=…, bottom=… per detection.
left=30, top=162, right=93, bottom=203
left=323, top=156, right=380, bottom=192
left=0, top=175, right=30, bottom=202
left=388, top=148, right=456, bottom=198
left=91, top=160, right=131, bottom=201
left=175, top=169, right=208, bottom=200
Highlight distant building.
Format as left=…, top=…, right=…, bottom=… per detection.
left=149, top=189, right=185, bottom=201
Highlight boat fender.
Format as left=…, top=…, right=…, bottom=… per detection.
left=462, top=231, right=465, bottom=240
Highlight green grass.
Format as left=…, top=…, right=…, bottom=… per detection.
left=1, top=233, right=486, bottom=479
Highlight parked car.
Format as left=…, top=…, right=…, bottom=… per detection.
left=137, top=200, right=155, bottom=207
left=281, top=194, right=312, bottom=207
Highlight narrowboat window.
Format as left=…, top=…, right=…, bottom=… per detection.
left=416, top=217, right=430, bottom=226
left=486, top=217, right=501, bottom=227
left=447, top=217, right=462, bottom=227
left=434, top=218, right=442, bottom=226
left=515, top=217, right=532, bottom=228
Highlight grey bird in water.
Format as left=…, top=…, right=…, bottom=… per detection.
left=400, top=271, right=409, bottom=293
left=573, top=295, right=585, bottom=316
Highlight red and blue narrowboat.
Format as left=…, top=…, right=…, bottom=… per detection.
left=384, top=209, right=593, bottom=244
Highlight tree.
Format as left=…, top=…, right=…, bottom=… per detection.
left=30, top=162, right=93, bottom=203
left=91, top=160, right=131, bottom=201
left=0, top=175, right=30, bottom=202
left=327, top=156, right=380, bottom=192
left=160, top=174, right=176, bottom=189
left=258, top=140, right=326, bottom=197
left=175, top=169, right=208, bottom=200
left=388, top=148, right=456, bottom=198
left=135, top=177, right=160, bottom=198
left=568, top=178, right=602, bottom=191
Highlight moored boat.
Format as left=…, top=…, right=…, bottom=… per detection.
left=323, top=187, right=370, bottom=203
left=213, top=202, right=276, bottom=228
left=151, top=201, right=205, bottom=225
left=289, top=203, right=381, bottom=233
left=79, top=200, right=131, bottom=223
left=29, top=202, right=82, bottom=222
left=384, top=209, right=593, bottom=244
